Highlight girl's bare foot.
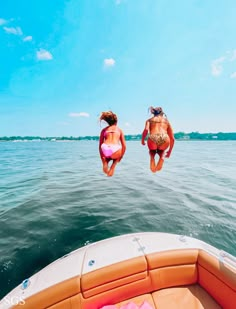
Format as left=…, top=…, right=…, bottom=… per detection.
left=155, top=151, right=165, bottom=171
left=107, top=168, right=115, bottom=177
left=107, top=160, right=118, bottom=177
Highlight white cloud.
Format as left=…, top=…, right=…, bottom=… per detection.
left=36, top=49, right=53, bottom=61
left=69, top=112, right=90, bottom=117
left=230, top=72, right=236, bottom=79
left=211, top=49, right=236, bottom=78
left=125, top=122, right=131, bottom=127
left=229, top=50, right=236, bottom=61
left=211, top=57, right=225, bottom=77
left=3, top=26, right=23, bottom=35
left=0, top=18, right=7, bottom=26
left=23, top=35, right=32, bottom=42
left=104, top=58, right=116, bottom=67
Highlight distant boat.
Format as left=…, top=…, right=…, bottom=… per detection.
left=1, top=232, right=235, bottom=308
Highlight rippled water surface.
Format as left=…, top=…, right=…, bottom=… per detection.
left=0, top=140, right=236, bottom=298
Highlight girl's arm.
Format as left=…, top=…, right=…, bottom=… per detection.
left=166, top=123, right=175, bottom=158
left=99, top=128, right=105, bottom=159
left=120, top=130, right=126, bottom=159
left=141, top=120, right=149, bottom=145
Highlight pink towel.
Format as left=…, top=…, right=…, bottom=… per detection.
left=120, top=303, right=139, bottom=309
left=139, top=301, right=153, bottom=309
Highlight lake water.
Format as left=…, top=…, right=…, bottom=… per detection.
left=0, top=140, right=236, bottom=298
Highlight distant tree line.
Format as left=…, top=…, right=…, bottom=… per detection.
left=174, top=132, right=236, bottom=140
left=0, top=132, right=236, bottom=142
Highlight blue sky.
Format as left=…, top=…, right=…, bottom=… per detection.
left=0, top=0, right=236, bottom=137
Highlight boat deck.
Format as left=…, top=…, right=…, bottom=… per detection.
left=1, top=233, right=235, bottom=309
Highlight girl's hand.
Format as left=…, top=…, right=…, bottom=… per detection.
left=165, top=151, right=171, bottom=158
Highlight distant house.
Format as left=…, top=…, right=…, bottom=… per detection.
left=182, top=135, right=190, bottom=140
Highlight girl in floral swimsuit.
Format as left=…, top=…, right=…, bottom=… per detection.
left=141, top=107, right=175, bottom=173
left=99, top=111, right=126, bottom=177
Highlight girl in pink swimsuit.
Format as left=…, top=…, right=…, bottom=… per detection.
left=99, top=111, right=126, bottom=177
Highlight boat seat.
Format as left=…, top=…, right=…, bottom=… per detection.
left=197, top=250, right=236, bottom=308
left=115, top=294, right=156, bottom=308
left=12, top=248, right=236, bottom=309
left=152, top=284, right=222, bottom=309
left=147, top=249, right=199, bottom=291
left=12, top=276, right=81, bottom=309
left=99, top=285, right=221, bottom=309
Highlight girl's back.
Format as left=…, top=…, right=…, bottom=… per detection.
left=148, top=116, right=169, bottom=134
left=103, top=125, right=121, bottom=144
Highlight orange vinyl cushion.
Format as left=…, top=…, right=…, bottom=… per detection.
left=147, top=249, right=199, bottom=290
left=152, top=284, right=222, bottom=309
left=81, top=256, right=147, bottom=297
left=47, top=298, right=72, bottom=309
left=198, top=250, right=236, bottom=309
left=150, top=264, right=198, bottom=290
left=79, top=277, right=152, bottom=309
left=198, top=250, right=236, bottom=290
left=116, top=294, right=156, bottom=308
left=13, top=276, right=81, bottom=309
left=146, top=249, right=199, bottom=269
left=12, top=248, right=236, bottom=309
left=79, top=249, right=200, bottom=308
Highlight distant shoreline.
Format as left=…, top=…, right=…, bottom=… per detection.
left=1, top=132, right=236, bottom=142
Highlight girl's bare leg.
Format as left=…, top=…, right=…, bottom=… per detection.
left=148, top=138, right=170, bottom=172
left=102, top=158, right=109, bottom=175
left=149, top=150, right=157, bottom=173
left=147, top=139, right=159, bottom=173
left=106, top=149, right=123, bottom=176
left=155, top=150, right=165, bottom=171
left=107, top=159, right=119, bottom=177
left=155, top=157, right=164, bottom=171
